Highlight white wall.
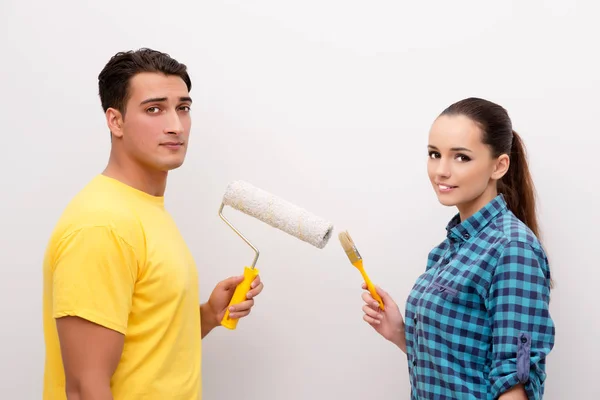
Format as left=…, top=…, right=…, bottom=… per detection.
left=1, top=1, right=598, bottom=398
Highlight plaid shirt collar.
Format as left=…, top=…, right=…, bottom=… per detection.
left=445, top=194, right=508, bottom=243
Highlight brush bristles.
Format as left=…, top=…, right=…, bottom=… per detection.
left=338, top=231, right=362, bottom=264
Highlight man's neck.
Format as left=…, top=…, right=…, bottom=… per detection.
left=103, top=156, right=168, bottom=197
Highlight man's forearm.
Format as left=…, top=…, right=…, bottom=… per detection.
left=200, top=303, right=219, bottom=338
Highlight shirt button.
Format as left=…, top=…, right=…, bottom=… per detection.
left=521, top=336, right=528, bottom=343
left=463, top=233, right=470, bottom=239
left=413, top=359, right=417, bottom=366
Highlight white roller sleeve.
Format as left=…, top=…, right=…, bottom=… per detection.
left=222, top=180, right=334, bottom=249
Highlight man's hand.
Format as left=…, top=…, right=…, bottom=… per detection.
left=201, top=274, right=264, bottom=337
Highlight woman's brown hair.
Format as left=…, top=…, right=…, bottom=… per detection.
left=440, top=98, right=539, bottom=238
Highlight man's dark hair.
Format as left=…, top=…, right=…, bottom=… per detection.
left=98, top=48, right=192, bottom=116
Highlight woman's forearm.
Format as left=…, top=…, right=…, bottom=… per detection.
left=498, top=384, right=527, bottom=400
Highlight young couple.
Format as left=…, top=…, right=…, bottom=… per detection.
left=42, top=48, right=554, bottom=400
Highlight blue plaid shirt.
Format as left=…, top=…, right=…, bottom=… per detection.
left=404, top=194, right=555, bottom=399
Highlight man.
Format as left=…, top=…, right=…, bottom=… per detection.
left=42, top=48, right=264, bottom=399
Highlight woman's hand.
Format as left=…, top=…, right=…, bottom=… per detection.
left=361, top=283, right=407, bottom=353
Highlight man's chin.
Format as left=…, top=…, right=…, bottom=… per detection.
left=160, top=157, right=186, bottom=171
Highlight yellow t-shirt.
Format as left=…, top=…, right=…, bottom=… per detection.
left=42, top=174, right=202, bottom=399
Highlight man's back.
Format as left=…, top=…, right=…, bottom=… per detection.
left=42, top=174, right=202, bottom=399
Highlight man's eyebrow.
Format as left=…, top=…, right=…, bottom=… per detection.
left=140, top=97, right=167, bottom=105
left=140, top=96, right=193, bottom=105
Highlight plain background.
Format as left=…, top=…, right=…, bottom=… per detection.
left=1, top=1, right=598, bottom=398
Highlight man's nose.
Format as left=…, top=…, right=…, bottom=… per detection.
left=164, top=112, right=184, bottom=135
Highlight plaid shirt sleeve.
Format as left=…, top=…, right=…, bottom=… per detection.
left=487, top=240, right=555, bottom=399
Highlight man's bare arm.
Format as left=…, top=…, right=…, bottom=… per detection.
left=56, top=316, right=124, bottom=400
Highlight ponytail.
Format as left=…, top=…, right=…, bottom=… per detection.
left=498, top=130, right=539, bottom=238
left=501, top=130, right=553, bottom=288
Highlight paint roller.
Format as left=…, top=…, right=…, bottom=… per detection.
left=218, top=180, right=334, bottom=329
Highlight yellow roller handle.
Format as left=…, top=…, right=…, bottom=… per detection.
left=355, top=261, right=384, bottom=310
left=221, top=266, right=260, bottom=330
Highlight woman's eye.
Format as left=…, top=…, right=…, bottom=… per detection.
left=456, top=154, right=471, bottom=162
left=428, top=151, right=440, bottom=159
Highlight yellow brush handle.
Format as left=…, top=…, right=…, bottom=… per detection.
left=356, top=263, right=384, bottom=310
left=221, top=266, right=260, bottom=330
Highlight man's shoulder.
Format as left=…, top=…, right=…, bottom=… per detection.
left=50, top=176, right=145, bottom=247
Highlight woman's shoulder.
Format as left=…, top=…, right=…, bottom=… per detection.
left=493, top=211, right=545, bottom=252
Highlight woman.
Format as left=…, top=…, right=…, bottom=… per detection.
left=361, top=98, right=555, bottom=399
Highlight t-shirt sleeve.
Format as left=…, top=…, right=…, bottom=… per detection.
left=487, top=240, right=555, bottom=400
left=52, top=225, right=139, bottom=334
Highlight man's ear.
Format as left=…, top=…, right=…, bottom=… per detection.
left=106, top=108, right=124, bottom=139
left=492, top=153, right=510, bottom=180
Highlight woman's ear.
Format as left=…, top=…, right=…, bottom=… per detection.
left=492, top=154, right=510, bottom=180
